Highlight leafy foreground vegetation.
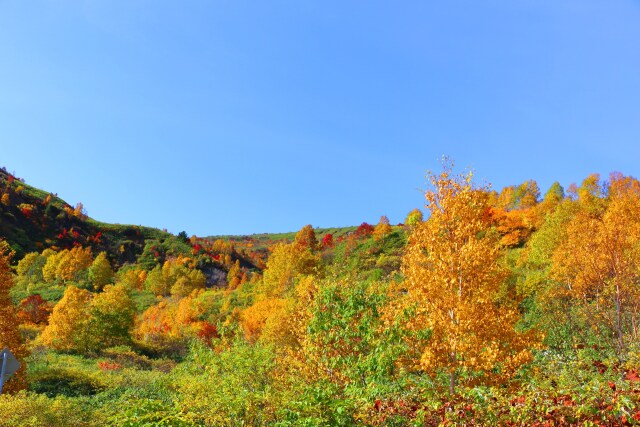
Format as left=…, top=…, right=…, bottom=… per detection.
left=1, top=162, right=640, bottom=426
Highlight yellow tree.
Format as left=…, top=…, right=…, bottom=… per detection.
left=58, top=246, right=93, bottom=281
left=240, top=298, right=288, bottom=343
left=88, top=252, right=114, bottom=291
left=43, top=247, right=93, bottom=283
left=85, top=284, right=136, bottom=350
left=399, top=163, right=535, bottom=394
left=42, top=250, right=63, bottom=283
left=117, top=267, right=147, bottom=290
left=0, top=243, right=27, bottom=393
left=373, top=215, right=392, bottom=241
left=550, top=173, right=640, bottom=359
left=405, top=208, right=423, bottom=227
left=40, top=286, right=92, bottom=351
left=144, top=257, right=205, bottom=297
left=260, top=242, right=320, bottom=298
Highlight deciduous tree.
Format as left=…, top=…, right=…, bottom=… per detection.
left=40, top=286, right=92, bottom=352
left=549, top=173, right=640, bottom=360
left=0, top=243, right=27, bottom=393
left=397, top=163, right=535, bottom=394
left=18, top=294, right=51, bottom=325
left=373, top=215, right=392, bottom=241
left=294, top=224, right=318, bottom=251
left=88, top=252, right=114, bottom=291
left=86, top=284, right=136, bottom=349
left=405, top=208, right=423, bottom=227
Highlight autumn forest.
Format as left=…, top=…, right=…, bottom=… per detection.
left=1, top=162, right=640, bottom=426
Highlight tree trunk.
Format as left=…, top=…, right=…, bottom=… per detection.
left=615, top=283, right=624, bottom=361
left=449, top=371, right=456, bottom=395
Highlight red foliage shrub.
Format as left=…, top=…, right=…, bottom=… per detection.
left=98, top=361, right=123, bottom=371
left=197, top=322, right=220, bottom=346
left=354, top=222, right=374, bottom=238
left=18, top=294, right=51, bottom=325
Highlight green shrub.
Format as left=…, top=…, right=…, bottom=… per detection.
left=0, top=391, right=102, bottom=427
left=29, top=368, right=104, bottom=398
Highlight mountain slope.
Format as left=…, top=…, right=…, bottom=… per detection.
left=0, top=167, right=170, bottom=263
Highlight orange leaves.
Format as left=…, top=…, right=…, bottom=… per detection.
left=17, top=294, right=51, bottom=325
left=492, top=207, right=538, bottom=248
left=197, top=322, right=220, bottom=346
left=625, top=370, right=640, bottom=383
left=136, top=290, right=207, bottom=345
left=548, top=173, right=640, bottom=357
left=373, top=215, right=392, bottom=241
left=0, top=242, right=27, bottom=393
left=98, top=360, right=123, bottom=371
left=294, top=224, right=318, bottom=251
left=396, top=162, right=537, bottom=392
left=240, top=298, right=287, bottom=343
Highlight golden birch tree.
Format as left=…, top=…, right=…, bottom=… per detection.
left=398, top=163, right=535, bottom=394
left=549, top=173, right=640, bottom=360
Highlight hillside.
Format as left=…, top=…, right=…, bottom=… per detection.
left=0, top=166, right=371, bottom=288
left=3, top=166, right=640, bottom=426
left=0, top=167, right=170, bottom=264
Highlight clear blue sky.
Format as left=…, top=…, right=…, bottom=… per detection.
left=1, top=1, right=639, bottom=236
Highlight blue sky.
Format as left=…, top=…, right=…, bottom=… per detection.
left=1, top=1, right=639, bottom=236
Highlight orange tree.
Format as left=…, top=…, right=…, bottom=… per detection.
left=397, top=162, right=536, bottom=394
left=549, top=173, right=640, bottom=361
left=0, top=242, right=27, bottom=393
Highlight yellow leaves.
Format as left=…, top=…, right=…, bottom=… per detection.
left=41, top=284, right=136, bottom=352
left=40, top=286, right=92, bottom=351
left=226, top=260, right=243, bottom=289
left=405, top=208, right=424, bottom=227
left=16, top=252, right=39, bottom=278
left=92, top=284, right=134, bottom=317
left=240, top=298, right=288, bottom=343
left=0, top=391, right=99, bottom=427
left=42, top=246, right=93, bottom=283
left=261, top=241, right=321, bottom=299
left=392, top=163, right=537, bottom=391
left=546, top=173, right=640, bottom=355
left=144, top=257, right=205, bottom=297
left=117, top=268, right=147, bottom=290
left=88, top=252, right=114, bottom=291
left=373, top=215, right=392, bottom=241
